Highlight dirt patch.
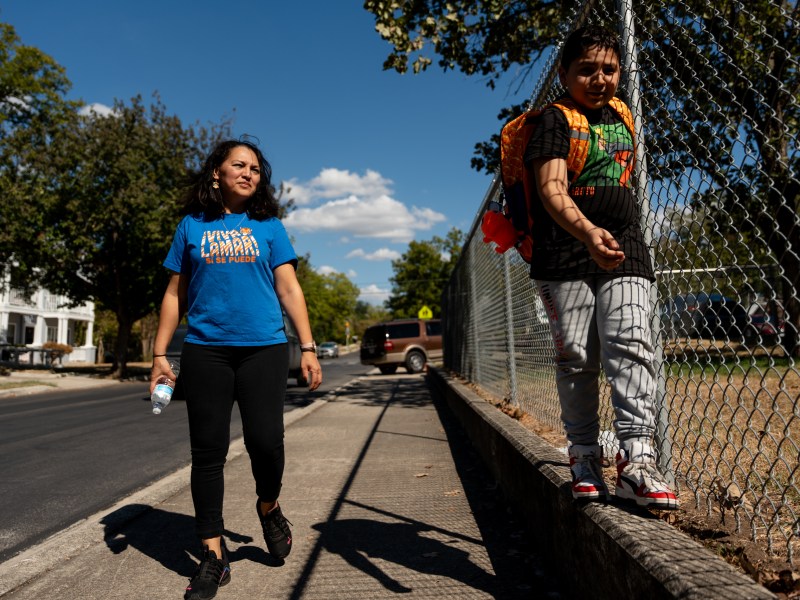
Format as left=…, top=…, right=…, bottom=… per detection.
left=663, top=503, right=800, bottom=597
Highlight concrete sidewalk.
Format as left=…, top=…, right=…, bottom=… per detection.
left=0, top=373, right=554, bottom=599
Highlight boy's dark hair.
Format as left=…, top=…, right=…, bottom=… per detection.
left=561, top=25, right=620, bottom=69
left=182, top=138, right=280, bottom=220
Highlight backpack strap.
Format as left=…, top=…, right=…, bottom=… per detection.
left=550, top=99, right=591, bottom=185
left=608, top=97, right=636, bottom=141
left=607, top=97, right=637, bottom=175
left=552, top=97, right=637, bottom=184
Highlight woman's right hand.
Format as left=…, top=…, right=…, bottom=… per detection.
left=149, top=356, right=177, bottom=394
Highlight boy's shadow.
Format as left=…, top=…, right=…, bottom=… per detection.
left=312, top=519, right=494, bottom=594
left=100, top=504, right=257, bottom=577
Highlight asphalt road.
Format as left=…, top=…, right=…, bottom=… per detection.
left=0, top=353, right=371, bottom=563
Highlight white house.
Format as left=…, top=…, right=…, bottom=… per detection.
left=0, top=274, right=96, bottom=364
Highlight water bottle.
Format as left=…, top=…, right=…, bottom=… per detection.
left=151, top=361, right=179, bottom=415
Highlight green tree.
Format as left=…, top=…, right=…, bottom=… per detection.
left=387, top=227, right=464, bottom=318
left=365, top=0, right=799, bottom=350
left=295, top=256, right=361, bottom=343
left=33, top=95, right=228, bottom=377
left=0, top=23, right=77, bottom=281
left=364, top=1, right=564, bottom=84
left=351, top=300, right=392, bottom=341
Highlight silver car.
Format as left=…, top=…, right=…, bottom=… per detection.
left=317, top=341, right=340, bottom=359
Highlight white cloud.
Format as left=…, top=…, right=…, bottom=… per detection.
left=346, top=247, right=401, bottom=261
left=282, top=180, right=313, bottom=206
left=313, top=265, right=358, bottom=279
left=79, top=103, right=115, bottom=117
left=282, top=168, right=392, bottom=206
left=358, top=283, right=390, bottom=305
left=316, top=265, right=339, bottom=275
left=284, top=193, right=446, bottom=242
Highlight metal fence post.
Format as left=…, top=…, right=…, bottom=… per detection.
left=468, top=240, right=482, bottom=385
left=503, top=251, right=518, bottom=405
left=616, top=0, right=673, bottom=485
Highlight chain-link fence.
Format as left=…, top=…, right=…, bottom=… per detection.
left=443, top=0, right=799, bottom=564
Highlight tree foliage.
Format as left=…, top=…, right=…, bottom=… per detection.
left=0, top=23, right=77, bottom=279
left=387, top=227, right=464, bottom=318
left=363, top=1, right=565, bottom=84
left=33, top=95, right=228, bottom=376
left=295, top=256, right=361, bottom=343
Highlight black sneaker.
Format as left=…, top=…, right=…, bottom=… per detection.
left=184, top=547, right=231, bottom=600
left=256, top=500, right=293, bottom=559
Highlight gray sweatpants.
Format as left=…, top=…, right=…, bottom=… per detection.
left=536, top=275, right=656, bottom=448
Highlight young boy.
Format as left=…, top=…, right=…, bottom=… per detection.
left=524, top=25, right=678, bottom=509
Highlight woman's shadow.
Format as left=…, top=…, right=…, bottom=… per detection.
left=100, top=504, right=257, bottom=577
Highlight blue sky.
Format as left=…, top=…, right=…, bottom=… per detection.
left=2, top=1, right=531, bottom=305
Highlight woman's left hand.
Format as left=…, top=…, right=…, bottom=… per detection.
left=301, top=353, right=323, bottom=390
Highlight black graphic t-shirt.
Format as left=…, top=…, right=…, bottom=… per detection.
left=523, top=102, right=654, bottom=281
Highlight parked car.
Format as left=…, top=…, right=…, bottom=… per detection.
left=659, top=292, right=708, bottom=339
left=165, top=324, right=188, bottom=367
left=282, top=315, right=309, bottom=386
left=164, top=325, right=188, bottom=400
left=360, top=319, right=442, bottom=374
left=745, top=303, right=783, bottom=346
left=660, top=292, right=761, bottom=344
left=695, top=294, right=751, bottom=341
left=165, top=316, right=308, bottom=389
left=317, top=341, right=339, bottom=359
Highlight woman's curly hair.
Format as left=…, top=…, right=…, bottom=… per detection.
left=182, top=138, right=280, bottom=220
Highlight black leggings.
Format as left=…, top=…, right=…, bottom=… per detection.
left=181, top=342, right=289, bottom=539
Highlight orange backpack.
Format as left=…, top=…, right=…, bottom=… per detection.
left=481, top=97, right=635, bottom=263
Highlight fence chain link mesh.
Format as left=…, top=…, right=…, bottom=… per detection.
left=443, top=0, right=799, bottom=564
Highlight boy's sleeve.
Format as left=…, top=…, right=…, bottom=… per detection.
left=524, top=107, right=571, bottom=166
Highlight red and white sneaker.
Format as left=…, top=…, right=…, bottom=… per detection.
left=568, top=444, right=609, bottom=501
left=615, top=443, right=679, bottom=510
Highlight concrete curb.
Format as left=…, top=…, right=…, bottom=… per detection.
left=0, top=377, right=119, bottom=398
left=427, top=366, right=775, bottom=600
left=0, top=385, right=60, bottom=397
left=0, top=396, right=329, bottom=598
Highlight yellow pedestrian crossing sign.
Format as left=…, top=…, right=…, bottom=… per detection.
left=418, top=305, right=433, bottom=319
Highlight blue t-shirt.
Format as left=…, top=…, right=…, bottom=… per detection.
left=163, top=213, right=298, bottom=346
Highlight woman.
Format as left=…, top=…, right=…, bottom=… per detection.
left=150, top=138, right=322, bottom=600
